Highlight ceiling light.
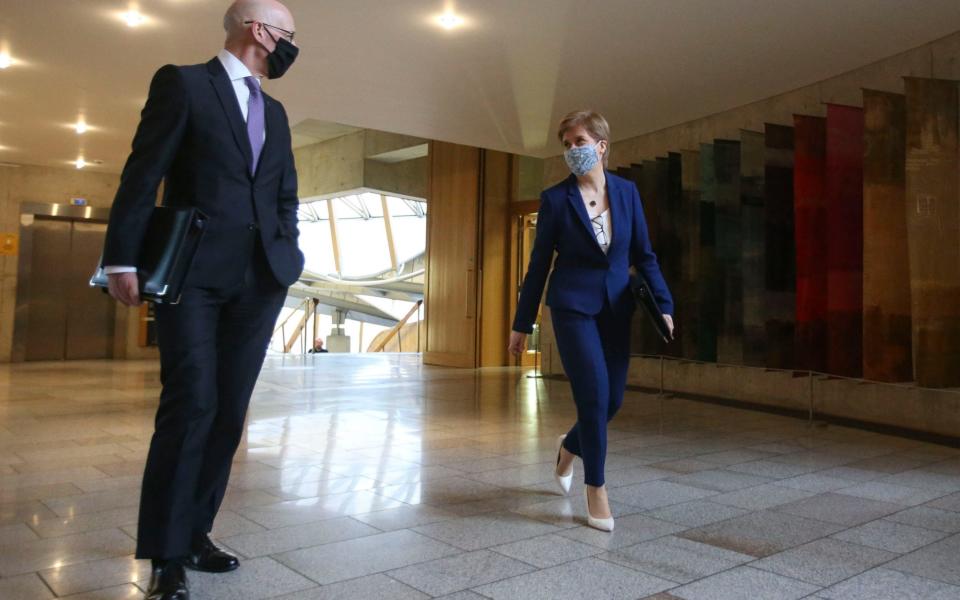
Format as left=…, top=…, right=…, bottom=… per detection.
left=0, top=52, right=11, bottom=69
left=122, top=9, right=146, bottom=27
left=435, top=11, right=465, bottom=30
left=75, top=119, right=88, bottom=134
left=75, top=157, right=86, bottom=169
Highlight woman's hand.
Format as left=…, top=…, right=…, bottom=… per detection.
left=663, top=314, right=675, bottom=339
left=508, top=331, right=527, bottom=356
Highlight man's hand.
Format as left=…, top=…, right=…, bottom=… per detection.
left=663, top=314, right=675, bottom=339
left=107, top=272, right=142, bottom=307
left=508, top=330, right=527, bottom=356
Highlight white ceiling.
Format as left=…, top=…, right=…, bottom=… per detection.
left=1, top=1, right=959, bottom=173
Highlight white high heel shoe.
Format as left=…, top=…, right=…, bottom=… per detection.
left=584, top=488, right=614, bottom=532
left=554, top=434, right=573, bottom=496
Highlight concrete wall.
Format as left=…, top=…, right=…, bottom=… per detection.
left=364, top=156, right=428, bottom=200
left=294, top=130, right=429, bottom=201
left=544, top=31, right=960, bottom=184
left=0, top=164, right=156, bottom=362
left=294, top=132, right=366, bottom=199
left=626, top=357, right=960, bottom=440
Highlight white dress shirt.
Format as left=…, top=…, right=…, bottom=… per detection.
left=104, top=50, right=263, bottom=275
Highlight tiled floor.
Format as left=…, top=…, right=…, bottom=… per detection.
left=1, top=353, right=959, bottom=599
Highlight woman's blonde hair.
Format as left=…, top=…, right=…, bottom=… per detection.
left=557, top=110, right=610, bottom=167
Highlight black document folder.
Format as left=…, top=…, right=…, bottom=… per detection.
left=90, top=206, right=207, bottom=304
left=630, top=273, right=672, bottom=343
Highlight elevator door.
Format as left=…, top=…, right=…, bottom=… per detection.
left=23, top=217, right=114, bottom=361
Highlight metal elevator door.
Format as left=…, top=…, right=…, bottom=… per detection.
left=23, top=217, right=114, bottom=361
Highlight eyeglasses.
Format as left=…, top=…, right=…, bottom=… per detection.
left=244, top=20, right=295, bottom=42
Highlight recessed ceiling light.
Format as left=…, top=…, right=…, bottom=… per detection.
left=75, top=119, right=88, bottom=134
left=75, top=157, right=87, bottom=169
left=435, top=11, right=465, bottom=30
left=123, top=9, right=146, bottom=27
left=0, top=52, right=12, bottom=69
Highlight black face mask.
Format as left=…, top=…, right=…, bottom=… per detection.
left=264, top=30, right=299, bottom=79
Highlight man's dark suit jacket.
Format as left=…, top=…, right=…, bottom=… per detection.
left=103, top=58, right=304, bottom=289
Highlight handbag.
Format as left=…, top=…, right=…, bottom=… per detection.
left=90, top=206, right=207, bottom=304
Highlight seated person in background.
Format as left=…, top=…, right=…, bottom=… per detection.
left=309, top=338, right=328, bottom=353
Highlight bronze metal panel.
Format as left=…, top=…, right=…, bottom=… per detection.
left=66, top=222, right=115, bottom=360
left=23, top=218, right=71, bottom=361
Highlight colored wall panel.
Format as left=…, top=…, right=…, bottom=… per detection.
left=905, top=77, right=960, bottom=388
left=697, top=144, right=719, bottom=362
left=793, top=115, right=828, bottom=372
left=680, top=150, right=701, bottom=360
left=824, top=104, right=865, bottom=378
left=641, top=159, right=662, bottom=249
left=638, top=159, right=666, bottom=355
left=714, top=139, right=743, bottom=365
left=740, top=130, right=766, bottom=367
left=663, top=153, right=684, bottom=357
left=862, top=90, right=912, bottom=382
left=763, top=123, right=796, bottom=370
left=624, top=163, right=646, bottom=354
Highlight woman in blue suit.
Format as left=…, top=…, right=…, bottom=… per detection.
left=508, top=110, right=673, bottom=532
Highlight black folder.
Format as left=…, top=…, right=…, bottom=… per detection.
left=90, top=206, right=207, bottom=304
left=630, top=273, right=672, bottom=343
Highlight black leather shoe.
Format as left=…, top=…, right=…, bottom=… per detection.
left=146, top=559, right=189, bottom=600
left=182, top=533, right=240, bottom=573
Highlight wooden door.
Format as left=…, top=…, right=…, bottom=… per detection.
left=423, top=142, right=481, bottom=368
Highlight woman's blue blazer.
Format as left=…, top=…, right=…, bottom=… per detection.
left=512, top=171, right=673, bottom=334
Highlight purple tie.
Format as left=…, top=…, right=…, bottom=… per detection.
left=244, top=76, right=265, bottom=175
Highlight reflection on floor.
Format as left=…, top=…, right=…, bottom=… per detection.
left=1, top=353, right=959, bottom=599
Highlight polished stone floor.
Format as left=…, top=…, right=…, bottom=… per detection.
left=1, top=353, right=959, bottom=599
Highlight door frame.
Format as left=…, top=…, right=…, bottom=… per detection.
left=12, top=202, right=111, bottom=362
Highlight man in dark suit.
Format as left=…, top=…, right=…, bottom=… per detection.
left=102, top=1, right=303, bottom=597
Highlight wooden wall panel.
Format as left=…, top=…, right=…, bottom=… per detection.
left=697, top=144, right=720, bottom=362
left=904, top=77, right=960, bottom=388
left=862, top=90, right=912, bottom=382
left=740, top=130, right=766, bottom=366
left=424, top=141, right=480, bottom=368
left=714, top=139, right=743, bottom=365
left=680, top=150, right=701, bottom=360
left=824, top=104, right=865, bottom=377
left=763, top=123, right=796, bottom=369
left=793, top=115, right=828, bottom=372
left=479, top=150, right=513, bottom=367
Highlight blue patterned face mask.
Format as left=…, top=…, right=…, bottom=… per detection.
left=564, top=142, right=602, bottom=176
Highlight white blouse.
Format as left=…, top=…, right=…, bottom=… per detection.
left=590, top=209, right=611, bottom=254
